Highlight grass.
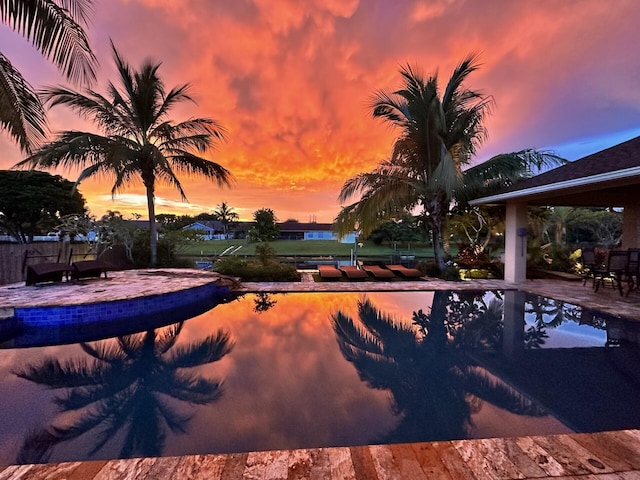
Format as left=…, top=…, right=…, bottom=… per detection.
left=180, top=239, right=445, bottom=258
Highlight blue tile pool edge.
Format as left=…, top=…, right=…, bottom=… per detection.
left=12, top=282, right=231, bottom=327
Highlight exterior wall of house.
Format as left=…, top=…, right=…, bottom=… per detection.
left=622, top=205, right=640, bottom=249
left=183, top=223, right=215, bottom=240
left=303, top=231, right=337, bottom=240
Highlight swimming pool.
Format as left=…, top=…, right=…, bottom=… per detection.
left=0, top=290, right=638, bottom=465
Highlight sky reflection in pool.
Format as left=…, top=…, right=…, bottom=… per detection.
left=0, top=290, right=637, bottom=465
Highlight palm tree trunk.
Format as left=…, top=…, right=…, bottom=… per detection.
left=427, top=194, right=448, bottom=272
left=146, top=187, right=157, bottom=267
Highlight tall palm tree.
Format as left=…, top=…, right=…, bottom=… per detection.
left=14, top=322, right=234, bottom=463
left=15, top=43, right=233, bottom=266
left=0, top=0, right=97, bottom=153
left=332, top=294, right=545, bottom=442
left=335, top=55, right=563, bottom=271
left=213, top=201, right=239, bottom=238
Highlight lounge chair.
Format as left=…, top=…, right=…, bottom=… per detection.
left=384, top=264, right=423, bottom=279
left=339, top=265, right=368, bottom=280
left=25, top=262, right=73, bottom=286
left=318, top=265, right=343, bottom=280
left=361, top=265, right=395, bottom=280
left=71, top=260, right=111, bottom=280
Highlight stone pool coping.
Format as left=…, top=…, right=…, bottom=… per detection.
left=1, top=268, right=639, bottom=322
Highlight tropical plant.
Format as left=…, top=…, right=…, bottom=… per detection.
left=331, top=293, right=545, bottom=442
left=15, top=43, right=233, bottom=266
left=335, top=55, right=564, bottom=271
left=14, top=322, right=234, bottom=463
left=0, top=0, right=97, bottom=153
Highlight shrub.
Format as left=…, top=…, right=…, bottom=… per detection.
left=213, top=256, right=300, bottom=282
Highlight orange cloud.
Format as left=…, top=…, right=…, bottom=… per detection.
left=2, top=0, right=639, bottom=222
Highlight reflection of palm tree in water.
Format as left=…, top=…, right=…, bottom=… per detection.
left=332, top=291, right=545, bottom=443
left=14, top=323, right=233, bottom=464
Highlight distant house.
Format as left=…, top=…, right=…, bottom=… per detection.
left=182, top=220, right=228, bottom=240
left=278, top=221, right=337, bottom=240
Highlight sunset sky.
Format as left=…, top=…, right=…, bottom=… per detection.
left=1, top=0, right=640, bottom=222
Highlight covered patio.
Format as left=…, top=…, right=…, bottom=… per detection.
left=470, top=135, right=640, bottom=284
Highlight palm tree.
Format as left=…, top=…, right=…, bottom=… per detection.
left=332, top=294, right=546, bottom=442
left=14, top=322, right=234, bottom=463
left=335, top=55, right=563, bottom=271
left=15, top=43, right=233, bottom=266
left=0, top=0, right=97, bottom=153
left=213, top=201, right=239, bottom=238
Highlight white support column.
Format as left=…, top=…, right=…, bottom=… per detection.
left=504, top=201, right=528, bottom=284
left=622, top=205, right=640, bottom=249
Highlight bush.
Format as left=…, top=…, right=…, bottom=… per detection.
left=213, top=256, right=300, bottom=282
left=131, top=230, right=193, bottom=268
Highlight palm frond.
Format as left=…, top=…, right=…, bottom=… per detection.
left=0, top=53, right=47, bottom=152
left=0, top=0, right=97, bottom=84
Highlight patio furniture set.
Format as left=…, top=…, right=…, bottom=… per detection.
left=581, top=247, right=640, bottom=296
left=318, top=263, right=424, bottom=281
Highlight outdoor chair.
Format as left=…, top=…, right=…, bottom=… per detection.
left=361, top=265, right=395, bottom=280
left=580, top=247, right=598, bottom=287
left=625, top=248, right=640, bottom=296
left=339, top=265, right=368, bottom=280
left=23, top=249, right=73, bottom=286
left=71, top=260, right=111, bottom=280
left=384, top=264, right=423, bottom=279
left=25, top=262, right=73, bottom=286
left=318, top=265, right=343, bottom=281
left=593, top=250, right=629, bottom=295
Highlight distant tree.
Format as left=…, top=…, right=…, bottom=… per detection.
left=0, top=0, right=97, bottom=153
left=368, top=216, right=422, bottom=246
left=213, top=201, right=239, bottom=237
left=0, top=170, right=86, bottom=242
left=95, top=211, right=140, bottom=261
left=250, top=208, right=279, bottom=242
left=156, top=214, right=195, bottom=231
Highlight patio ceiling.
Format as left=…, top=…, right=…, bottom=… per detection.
left=470, top=135, right=640, bottom=207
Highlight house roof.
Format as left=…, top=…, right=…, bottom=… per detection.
left=470, top=135, right=640, bottom=207
left=183, top=221, right=223, bottom=231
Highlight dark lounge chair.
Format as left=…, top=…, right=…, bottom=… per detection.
left=385, top=264, right=423, bottom=279
left=25, top=262, right=73, bottom=286
left=71, top=260, right=111, bottom=280
left=23, top=249, right=73, bottom=286
left=318, top=265, right=343, bottom=280
left=361, top=265, right=395, bottom=280
left=339, top=265, right=368, bottom=280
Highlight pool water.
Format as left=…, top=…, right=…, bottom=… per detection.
left=0, top=290, right=639, bottom=465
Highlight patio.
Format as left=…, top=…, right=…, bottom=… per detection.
left=1, top=270, right=640, bottom=478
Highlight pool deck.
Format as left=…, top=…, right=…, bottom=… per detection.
left=1, top=269, right=640, bottom=479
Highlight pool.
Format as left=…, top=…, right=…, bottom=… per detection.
left=0, top=290, right=639, bottom=465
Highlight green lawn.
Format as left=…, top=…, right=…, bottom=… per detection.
left=181, top=239, right=443, bottom=258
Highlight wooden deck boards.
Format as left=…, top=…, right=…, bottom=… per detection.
left=3, top=430, right=640, bottom=479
